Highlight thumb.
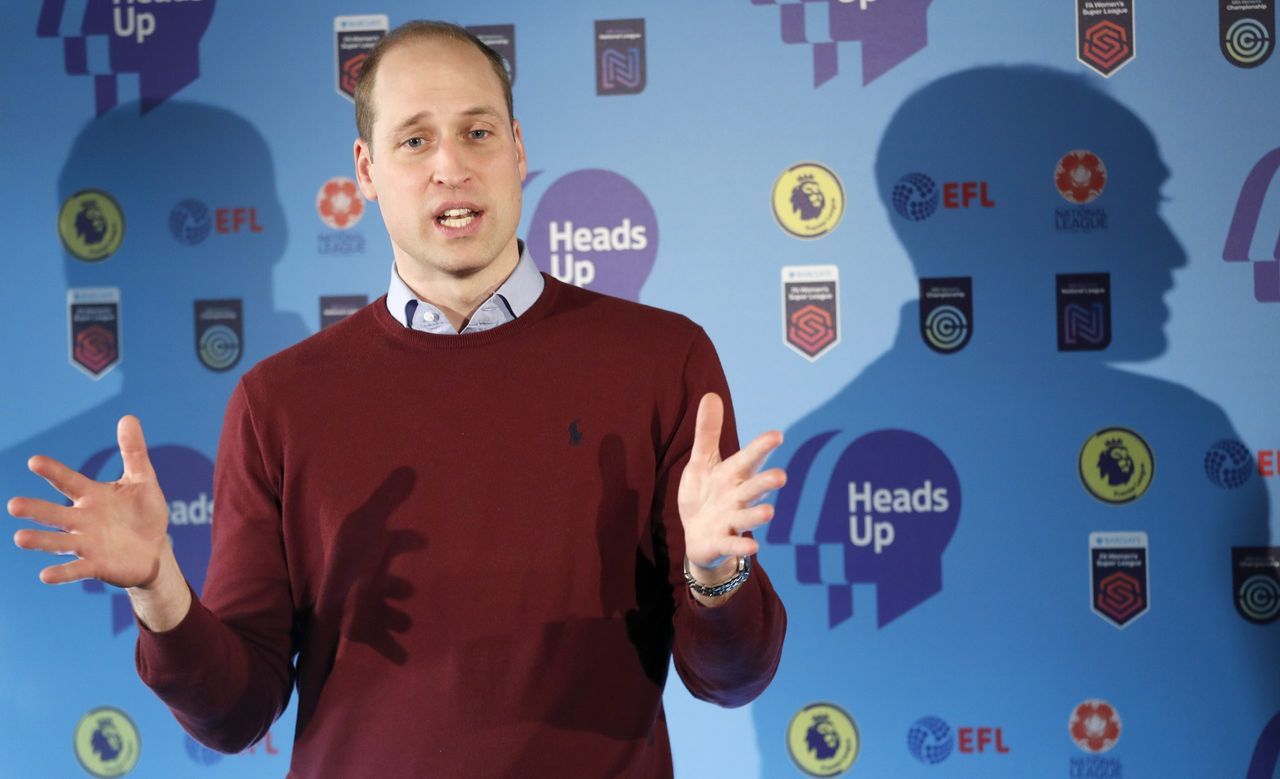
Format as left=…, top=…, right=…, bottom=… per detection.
left=690, top=392, right=724, bottom=465
left=117, top=415, right=156, bottom=480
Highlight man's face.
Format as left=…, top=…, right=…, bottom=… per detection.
left=355, top=38, right=526, bottom=282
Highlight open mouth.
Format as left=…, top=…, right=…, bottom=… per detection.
left=436, top=207, right=481, bottom=228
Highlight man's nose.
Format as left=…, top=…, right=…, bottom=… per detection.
left=432, top=137, right=471, bottom=189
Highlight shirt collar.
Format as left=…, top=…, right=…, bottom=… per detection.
left=385, top=240, right=545, bottom=335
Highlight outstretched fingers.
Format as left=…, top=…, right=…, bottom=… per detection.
left=7, top=496, right=81, bottom=531
left=720, top=429, right=785, bottom=481
left=735, top=467, right=787, bottom=505
left=13, top=527, right=82, bottom=557
left=26, top=455, right=94, bottom=502
left=117, top=415, right=156, bottom=481
left=39, top=559, right=96, bottom=586
left=690, top=393, right=725, bottom=466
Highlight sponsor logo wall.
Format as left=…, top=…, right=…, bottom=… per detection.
left=3, top=3, right=1278, bottom=777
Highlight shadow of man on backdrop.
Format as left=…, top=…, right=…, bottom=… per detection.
left=0, top=103, right=311, bottom=753
left=752, top=67, right=1276, bottom=777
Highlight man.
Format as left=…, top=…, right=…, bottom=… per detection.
left=9, top=21, right=787, bottom=777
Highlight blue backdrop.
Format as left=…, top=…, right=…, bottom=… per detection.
left=2, top=1, right=1278, bottom=776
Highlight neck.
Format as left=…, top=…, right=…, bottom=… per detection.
left=395, top=239, right=521, bottom=330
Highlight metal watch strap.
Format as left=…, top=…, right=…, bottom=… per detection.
left=683, top=555, right=751, bottom=597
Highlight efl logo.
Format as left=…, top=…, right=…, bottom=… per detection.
left=37, top=0, right=216, bottom=115
left=786, top=702, right=859, bottom=776
left=1204, top=439, right=1254, bottom=489
left=906, top=717, right=1010, bottom=765
left=169, top=200, right=263, bottom=245
left=890, top=173, right=993, bottom=221
left=768, top=429, right=960, bottom=628
left=750, top=0, right=933, bottom=86
left=1222, top=146, right=1280, bottom=302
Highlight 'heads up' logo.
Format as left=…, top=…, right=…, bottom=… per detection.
left=1223, top=147, right=1280, bottom=302
left=892, top=173, right=939, bottom=221
left=1078, top=427, right=1153, bottom=503
left=78, top=444, right=214, bottom=635
left=37, top=0, right=217, bottom=115
left=528, top=169, right=658, bottom=300
left=773, top=163, right=845, bottom=239
left=74, top=707, right=140, bottom=777
left=907, top=716, right=953, bottom=764
left=1205, top=439, right=1254, bottom=489
left=1070, top=699, right=1121, bottom=753
left=787, top=703, right=859, bottom=776
left=769, top=429, right=961, bottom=628
left=751, top=0, right=933, bottom=86
left=60, top=190, right=124, bottom=262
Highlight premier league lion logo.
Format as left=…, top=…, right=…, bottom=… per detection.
left=791, top=174, right=826, bottom=221
left=1097, top=437, right=1134, bottom=486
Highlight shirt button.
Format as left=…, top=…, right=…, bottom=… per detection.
left=424, top=311, right=438, bottom=323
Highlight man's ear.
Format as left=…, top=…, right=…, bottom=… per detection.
left=512, top=119, right=527, bottom=182
left=354, top=137, right=378, bottom=201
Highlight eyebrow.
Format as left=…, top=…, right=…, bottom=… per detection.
left=389, top=106, right=505, bottom=135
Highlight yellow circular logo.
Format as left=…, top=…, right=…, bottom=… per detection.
left=74, top=707, right=140, bottom=777
left=59, top=189, right=125, bottom=262
left=787, top=702, right=860, bottom=776
left=772, top=162, right=844, bottom=239
left=1079, top=427, right=1154, bottom=504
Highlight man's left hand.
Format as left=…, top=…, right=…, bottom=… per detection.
left=678, top=393, right=786, bottom=586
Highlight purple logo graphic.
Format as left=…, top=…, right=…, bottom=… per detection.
left=1247, top=711, right=1280, bottom=779
left=1223, top=147, right=1280, bottom=302
left=37, top=0, right=216, bottom=115
left=595, top=18, right=646, bottom=95
left=77, top=444, right=213, bottom=635
left=751, top=0, right=933, bottom=86
left=527, top=169, right=658, bottom=301
left=768, top=429, right=961, bottom=628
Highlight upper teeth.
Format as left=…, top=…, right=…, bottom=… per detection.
left=441, top=208, right=474, bottom=217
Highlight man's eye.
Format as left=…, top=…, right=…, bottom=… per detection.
left=404, top=137, right=425, bottom=149
left=469, top=129, right=491, bottom=140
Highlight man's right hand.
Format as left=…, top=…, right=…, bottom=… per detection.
left=7, top=415, right=192, bottom=630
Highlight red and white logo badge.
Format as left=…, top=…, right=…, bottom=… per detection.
left=316, top=177, right=365, bottom=230
left=1069, top=699, right=1122, bottom=754
left=1055, top=150, right=1108, bottom=204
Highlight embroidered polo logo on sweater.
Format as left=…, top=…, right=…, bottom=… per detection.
left=569, top=420, right=584, bottom=446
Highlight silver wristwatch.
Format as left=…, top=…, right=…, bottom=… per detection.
left=683, top=555, right=751, bottom=597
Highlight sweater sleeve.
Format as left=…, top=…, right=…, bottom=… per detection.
left=656, top=327, right=787, bottom=707
left=134, top=377, right=296, bottom=752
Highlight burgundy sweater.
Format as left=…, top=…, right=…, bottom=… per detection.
left=135, top=277, right=787, bottom=778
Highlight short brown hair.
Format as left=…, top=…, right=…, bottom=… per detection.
left=354, top=20, right=514, bottom=149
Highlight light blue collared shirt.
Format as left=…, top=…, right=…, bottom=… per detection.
left=385, top=241, right=545, bottom=335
